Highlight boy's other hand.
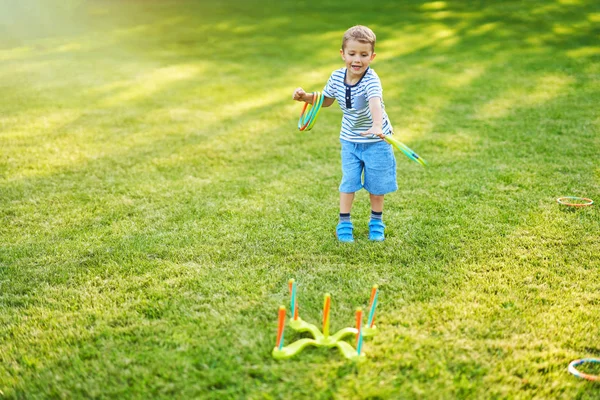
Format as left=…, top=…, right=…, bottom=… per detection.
left=292, top=87, right=306, bottom=101
left=360, top=128, right=386, bottom=140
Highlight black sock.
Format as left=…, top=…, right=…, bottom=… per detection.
left=339, top=213, right=351, bottom=223
left=371, top=210, right=382, bottom=221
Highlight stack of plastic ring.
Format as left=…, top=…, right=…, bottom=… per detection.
left=384, top=135, right=427, bottom=166
left=298, top=91, right=324, bottom=131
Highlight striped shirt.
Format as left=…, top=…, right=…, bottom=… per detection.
left=322, top=67, right=392, bottom=143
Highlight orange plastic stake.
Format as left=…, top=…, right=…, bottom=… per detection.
left=368, top=285, right=379, bottom=328
left=322, top=294, right=331, bottom=337
left=355, top=308, right=363, bottom=347
left=276, top=306, right=286, bottom=349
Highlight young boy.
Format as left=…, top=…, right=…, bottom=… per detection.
left=292, top=25, right=397, bottom=242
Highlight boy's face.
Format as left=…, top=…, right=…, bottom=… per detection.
left=341, top=40, right=376, bottom=79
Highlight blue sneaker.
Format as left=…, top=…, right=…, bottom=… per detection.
left=368, top=220, right=385, bottom=241
left=336, top=221, right=354, bottom=243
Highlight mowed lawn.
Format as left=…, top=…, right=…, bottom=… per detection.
left=1, top=0, right=599, bottom=398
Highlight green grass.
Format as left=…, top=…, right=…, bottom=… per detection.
left=1, top=0, right=599, bottom=398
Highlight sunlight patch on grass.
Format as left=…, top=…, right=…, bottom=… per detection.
left=432, top=28, right=456, bottom=40
left=89, top=80, right=134, bottom=96
left=374, top=37, right=418, bottom=60
left=420, top=1, right=447, bottom=11
left=113, top=16, right=186, bottom=38
left=55, top=42, right=83, bottom=52
left=88, top=6, right=110, bottom=16
left=1, top=37, right=93, bottom=61
left=220, top=87, right=295, bottom=120
left=427, top=11, right=454, bottom=20
left=146, top=108, right=220, bottom=127
left=436, top=35, right=460, bottom=48
left=566, top=46, right=600, bottom=58
left=377, top=24, right=462, bottom=61
left=467, top=22, right=499, bottom=37
left=476, top=74, right=574, bottom=120
left=552, top=24, right=576, bottom=35
left=0, top=46, right=34, bottom=61
left=100, top=64, right=203, bottom=107
left=113, top=24, right=155, bottom=38
left=432, top=130, right=478, bottom=155
left=2, top=110, right=81, bottom=140
left=1, top=112, right=89, bottom=183
left=230, top=24, right=260, bottom=34
left=444, top=66, right=486, bottom=89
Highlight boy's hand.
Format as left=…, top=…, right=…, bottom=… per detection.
left=360, top=127, right=386, bottom=140
left=292, top=87, right=307, bottom=102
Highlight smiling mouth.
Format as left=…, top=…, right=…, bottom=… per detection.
left=351, top=65, right=362, bottom=70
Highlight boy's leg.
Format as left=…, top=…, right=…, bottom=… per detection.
left=337, top=192, right=355, bottom=242
left=363, top=141, right=397, bottom=195
left=337, top=140, right=363, bottom=243
left=368, top=194, right=386, bottom=241
left=340, top=192, right=355, bottom=213
left=363, top=141, right=396, bottom=242
left=369, top=193, right=384, bottom=212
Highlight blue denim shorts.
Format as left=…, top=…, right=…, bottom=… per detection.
left=339, top=139, right=398, bottom=195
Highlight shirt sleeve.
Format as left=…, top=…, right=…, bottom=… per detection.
left=365, top=73, right=383, bottom=100
left=322, top=72, right=336, bottom=98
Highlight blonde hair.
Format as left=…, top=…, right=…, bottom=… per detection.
left=342, top=25, right=376, bottom=51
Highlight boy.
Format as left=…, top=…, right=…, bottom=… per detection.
left=292, top=25, right=397, bottom=242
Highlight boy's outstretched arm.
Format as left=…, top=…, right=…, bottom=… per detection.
left=292, top=87, right=335, bottom=107
left=361, top=97, right=385, bottom=139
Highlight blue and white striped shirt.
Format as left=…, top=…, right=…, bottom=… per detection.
left=322, top=67, right=392, bottom=143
